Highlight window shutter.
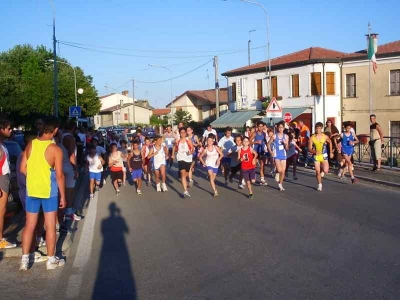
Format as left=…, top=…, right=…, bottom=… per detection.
left=326, top=72, right=335, bottom=95
left=272, top=77, right=278, bottom=98
left=257, top=79, right=263, bottom=99
left=292, top=74, right=299, bottom=97
left=311, top=72, right=321, bottom=96
left=232, top=82, right=237, bottom=101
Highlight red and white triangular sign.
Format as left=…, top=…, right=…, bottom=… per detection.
left=266, top=97, right=282, bottom=113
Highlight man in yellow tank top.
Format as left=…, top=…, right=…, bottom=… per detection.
left=19, top=116, right=66, bottom=271
left=308, top=122, right=333, bottom=191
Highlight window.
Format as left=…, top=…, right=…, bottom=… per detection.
left=256, top=79, right=263, bottom=99
left=326, top=72, right=335, bottom=95
left=391, top=121, right=400, bottom=144
left=231, top=82, right=237, bottom=102
left=346, top=73, right=356, bottom=97
left=291, top=74, right=299, bottom=97
left=390, top=70, right=400, bottom=96
left=310, top=72, right=321, bottom=96
left=124, top=113, right=128, bottom=121
left=272, top=76, right=278, bottom=98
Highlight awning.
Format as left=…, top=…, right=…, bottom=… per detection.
left=211, top=110, right=261, bottom=128
left=261, top=107, right=309, bottom=124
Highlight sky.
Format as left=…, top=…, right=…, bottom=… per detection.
left=1, top=0, right=399, bottom=108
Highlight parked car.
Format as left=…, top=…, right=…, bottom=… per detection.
left=4, top=140, right=22, bottom=203
left=97, top=128, right=107, bottom=137
left=143, top=128, right=156, bottom=138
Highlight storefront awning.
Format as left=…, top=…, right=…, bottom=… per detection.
left=211, top=110, right=261, bottom=128
left=261, top=107, right=309, bottom=124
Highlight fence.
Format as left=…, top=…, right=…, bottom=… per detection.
left=354, top=135, right=400, bottom=168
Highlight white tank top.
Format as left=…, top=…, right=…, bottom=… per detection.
left=205, top=145, right=219, bottom=168
left=176, top=140, right=192, bottom=163
left=87, top=154, right=103, bottom=173
left=153, top=145, right=166, bottom=167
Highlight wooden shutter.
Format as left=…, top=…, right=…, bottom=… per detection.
left=390, top=70, right=400, bottom=96
left=232, top=82, right=237, bottom=101
left=256, top=79, right=263, bottom=99
left=311, top=72, right=321, bottom=96
left=346, top=74, right=356, bottom=98
left=124, top=113, right=128, bottom=121
left=292, top=74, right=299, bottom=97
left=326, top=72, right=335, bottom=95
left=272, top=76, right=278, bottom=98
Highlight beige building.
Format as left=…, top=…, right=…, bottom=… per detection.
left=342, top=41, right=400, bottom=138
left=95, top=103, right=152, bottom=127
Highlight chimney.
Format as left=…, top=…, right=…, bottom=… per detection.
left=122, top=90, right=129, bottom=96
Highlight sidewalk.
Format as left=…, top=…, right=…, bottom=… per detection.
left=0, top=171, right=89, bottom=258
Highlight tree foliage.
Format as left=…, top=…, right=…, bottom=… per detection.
left=0, top=44, right=100, bottom=125
left=150, top=115, right=168, bottom=127
left=173, top=110, right=192, bottom=125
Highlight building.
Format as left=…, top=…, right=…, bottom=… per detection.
left=165, top=88, right=228, bottom=122
left=152, top=108, right=171, bottom=119
left=218, top=47, right=346, bottom=129
left=342, top=40, right=400, bottom=138
left=99, top=90, right=134, bottom=110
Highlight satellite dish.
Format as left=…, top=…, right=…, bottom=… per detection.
left=77, top=88, right=84, bottom=95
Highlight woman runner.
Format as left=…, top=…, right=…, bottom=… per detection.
left=340, top=122, right=359, bottom=183
left=147, top=136, right=168, bottom=192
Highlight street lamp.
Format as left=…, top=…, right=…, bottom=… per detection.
left=148, top=64, right=174, bottom=127
left=248, top=29, right=256, bottom=65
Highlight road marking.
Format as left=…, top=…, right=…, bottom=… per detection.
left=65, top=192, right=98, bottom=298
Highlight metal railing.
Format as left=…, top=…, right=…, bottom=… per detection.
left=354, top=135, right=400, bottom=168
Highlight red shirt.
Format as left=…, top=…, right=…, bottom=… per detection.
left=239, top=147, right=255, bottom=170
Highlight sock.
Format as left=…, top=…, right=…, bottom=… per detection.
left=48, top=256, right=56, bottom=263
left=22, top=254, right=29, bottom=259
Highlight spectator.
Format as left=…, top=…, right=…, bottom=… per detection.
left=298, top=120, right=311, bottom=166
left=369, top=114, right=384, bottom=171
left=324, top=120, right=339, bottom=138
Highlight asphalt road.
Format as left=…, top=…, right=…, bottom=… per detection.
left=1, top=165, right=400, bottom=300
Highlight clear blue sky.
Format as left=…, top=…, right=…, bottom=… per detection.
left=1, top=0, right=398, bottom=108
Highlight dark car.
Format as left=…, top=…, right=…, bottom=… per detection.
left=143, top=128, right=156, bottom=138
left=4, top=140, right=23, bottom=203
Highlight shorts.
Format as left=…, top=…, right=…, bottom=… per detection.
left=0, top=174, right=10, bottom=194
left=221, top=157, right=231, bottom=165
left=342, top=148, right=354, bottom=156
left=370, top=139, right=382, bottom=160
left=131, top=169, right=142, bottom=180
left=144, top=158, right=151, bottom=166
left=314, top=154, right=328, bottom=163
left=178, top=160, right=191, bottom=172
left=26, top=196, right=58, bottom=213
left=110, top=170, right=123, bottom=182
left=153, top=162, right=166, bottom=171
left=64, top=170, right=76, bottom=188
left=89, top=172, right=102, bottom=182
left=242, top=168, right=256, bottom=182
left=206, top=166, right=218, bottom=174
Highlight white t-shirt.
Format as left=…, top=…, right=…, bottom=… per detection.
left=218, top=136, right=235, bottom=157
left=203, top=129, right=217, bottom=139
left=176, top=140, right=193, bottom=163
left=87, top=154, right=103, bottom=173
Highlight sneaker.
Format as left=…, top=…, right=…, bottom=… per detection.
left=351, top=177, right=356, bottom=184
left=260, top=178, right=267, bottom=186
left=137, top=189, right=142, bottom=195
left=30, top=251, right=48, bottom=263
left=293, top=175, right=298, bottom=180
left=65, top=213, right=82, bottom=221
left=249, top=193, right=254, bottom=199
left=156, top=184, right=161, bottom=192
left=46, top=256, right=65, bottom=270
left=317, top=183, right=322, bottom=191
left=275, top=173, right=279, bottom=182
left=278, top=184, right=285, bottom=191
left=238, top=184, right=245, bottom=189
left=36, top=236, right=46, bottom=247
left=89, top=193, right=94, bottom=200
left=188, top=180, right=194, bottom=188
left=183, top=191, right=191, bottom=198
left=214, top=190, right=219, bottom=197
left=321, top=172, right=325, bottom=178
left=103, top=179, right=106, bottom=185
left=161, top=183, right=168, bottom=192
left=19, top=255, right=29, bottom=271
left=116, top=190, right=120, bottom=195
left=0, top=238, right=17, bottom=249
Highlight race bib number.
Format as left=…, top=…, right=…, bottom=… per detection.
left=279, top=145, right=284, bottom=151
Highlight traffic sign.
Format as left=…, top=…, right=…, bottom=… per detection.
left=266, top=97, right=282, bottom=118
left=69, top=106, right=81, bottom=118
left=284, top=112, right=292, bottom=123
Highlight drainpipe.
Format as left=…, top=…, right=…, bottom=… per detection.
left=322, top=62, right=326, bottom=123
left=225, top=76, right=230, bottom=111
left=339, top=61, right=343, bottom=127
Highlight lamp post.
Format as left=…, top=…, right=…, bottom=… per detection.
left=149, top=64, right=174, bottom=127
left=48, top=59, right=78, bottom=107
left=248, top=29, right=256, bottom=65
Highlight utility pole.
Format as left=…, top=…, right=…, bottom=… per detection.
left=214, top=56, right=220, bottom=119
left=248, top=29, right=256, bottom=66
left=132, top=78, right=136, bottom=125
left=52, top=17, right=58, bottom=117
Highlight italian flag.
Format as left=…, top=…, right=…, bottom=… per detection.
left=368, top=34, right=378, bottom=74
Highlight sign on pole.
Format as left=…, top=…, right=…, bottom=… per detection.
left=69, top=106, right=81, bottom=118
left=284, top=112, right=292, bottom=123
left=266, top=97, right=282, bottom=118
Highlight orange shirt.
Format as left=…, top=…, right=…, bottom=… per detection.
left=299, top=125, right=310, bottom=147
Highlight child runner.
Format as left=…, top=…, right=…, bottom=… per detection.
left=308, top=122, right=334, bottom=191
left=118, top=140, right=129, bottom=186
left=172, top=127, right=194, bottom=197
left=187, top=126, right=199, bottom=187
left=227, top=135, right=245, bottom=189
left=108, top=143, right=124, bottom=195
left=142, top=137, right=152, bottom=186
left=267, top=121, right=289, bottom=191
left=199, top=134, right=223, bottom=197
left=87, top=144, right=105, bottom=199
left=250, top=122, right=267, bottom=185
left=127, top=140, right=144, bottom=195
left=164, top=125, right=175, bottom=169
left=340, top=122, right=359, bottom=183
left=238, top=136, right=258, bottom=199
left=147, top=136, right=168, bottom=192
left=285, top=129, right=302, bottom=180
left=218, top=127, right=235, bottom=185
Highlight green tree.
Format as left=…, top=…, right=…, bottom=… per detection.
left=150, top=115, right=168, bottom=127
left=0, top=44, right=100, bottom=125
left=173, top=110, right=192, bottom=125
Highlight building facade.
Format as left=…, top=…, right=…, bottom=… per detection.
left=94, top=103, right=152, bottom=128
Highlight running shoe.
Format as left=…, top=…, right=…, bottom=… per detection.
left=214, top=190, right=219, bottom=197
left=321, top=172, right=325, bottom=178
left=161, top=183, right=168, bottom=192
left=89, top=194, right=94, bottom=200
left=337, top=169, right=343, bottom=178
left=116, top=190, right=121, bottom=195
left=19, top=255, right=29, bottom=271
left=36, top=236, right=46, bottom=247
left=293, top=175, right=298, bottom=180
left=275, top=173, right=279, bottom=182
left=137, top=189, right=142, bottom=195
left=278, top=184, right=285, bottom=191
left=0, top=238, right=17, bottom=249
left=260, top=178, right=268, bottom=186
left=238, top=184, right=245, bottom=189
left=249, top=193, right=254, bottom=199
left=65, top=213, right=82, bottom=221
left=156, top=184, right=161, bottom=192
left=188, top=180, right=194, bottom=187
left=46, top=256, right=65, bottom=270
left=183, top=191, right=191, bottom=198
left=317, top=184, right=322, bottom=191
left=351, top=177, right=356, bottom=184
left=30, top=251, right=48, bottom=263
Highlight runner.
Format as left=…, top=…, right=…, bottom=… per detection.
left=87, top=144, right=105, bottom=200
left=164, top=125, right=175, bottom=169
left=108, top=143, right=124, bottom=195
left=218, top=127, right=235, bottom=185
left=172, top=127, right=194, bottom=197
left=20, top=116, right=66, bottom=271
left=238, top=136, right=258, bottom=199
left=308, top=122, right=334, bottom=191
left=127, top=140, right=144, bottom=195
left=250, top=122, right=267, bottom=185
left=187, top=126, right=200, bottom=187
left=199, top=134, right=223, bottom=197
left=227, top=135, right=245, bottom=189
left=265, top=128, right=276, bottom=179
left=141, top=137, right=152, bottom=185
left=340, top=122, right=359, bottom=183
left=147, top=136, right=168, bottom=192
left=285, top=129, right=302, bottom=180
left=267, top=121, right=289, bottom=191
left=202, top=124, right=218, bottom=144
left=118, top=140, right=129, bottom=186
